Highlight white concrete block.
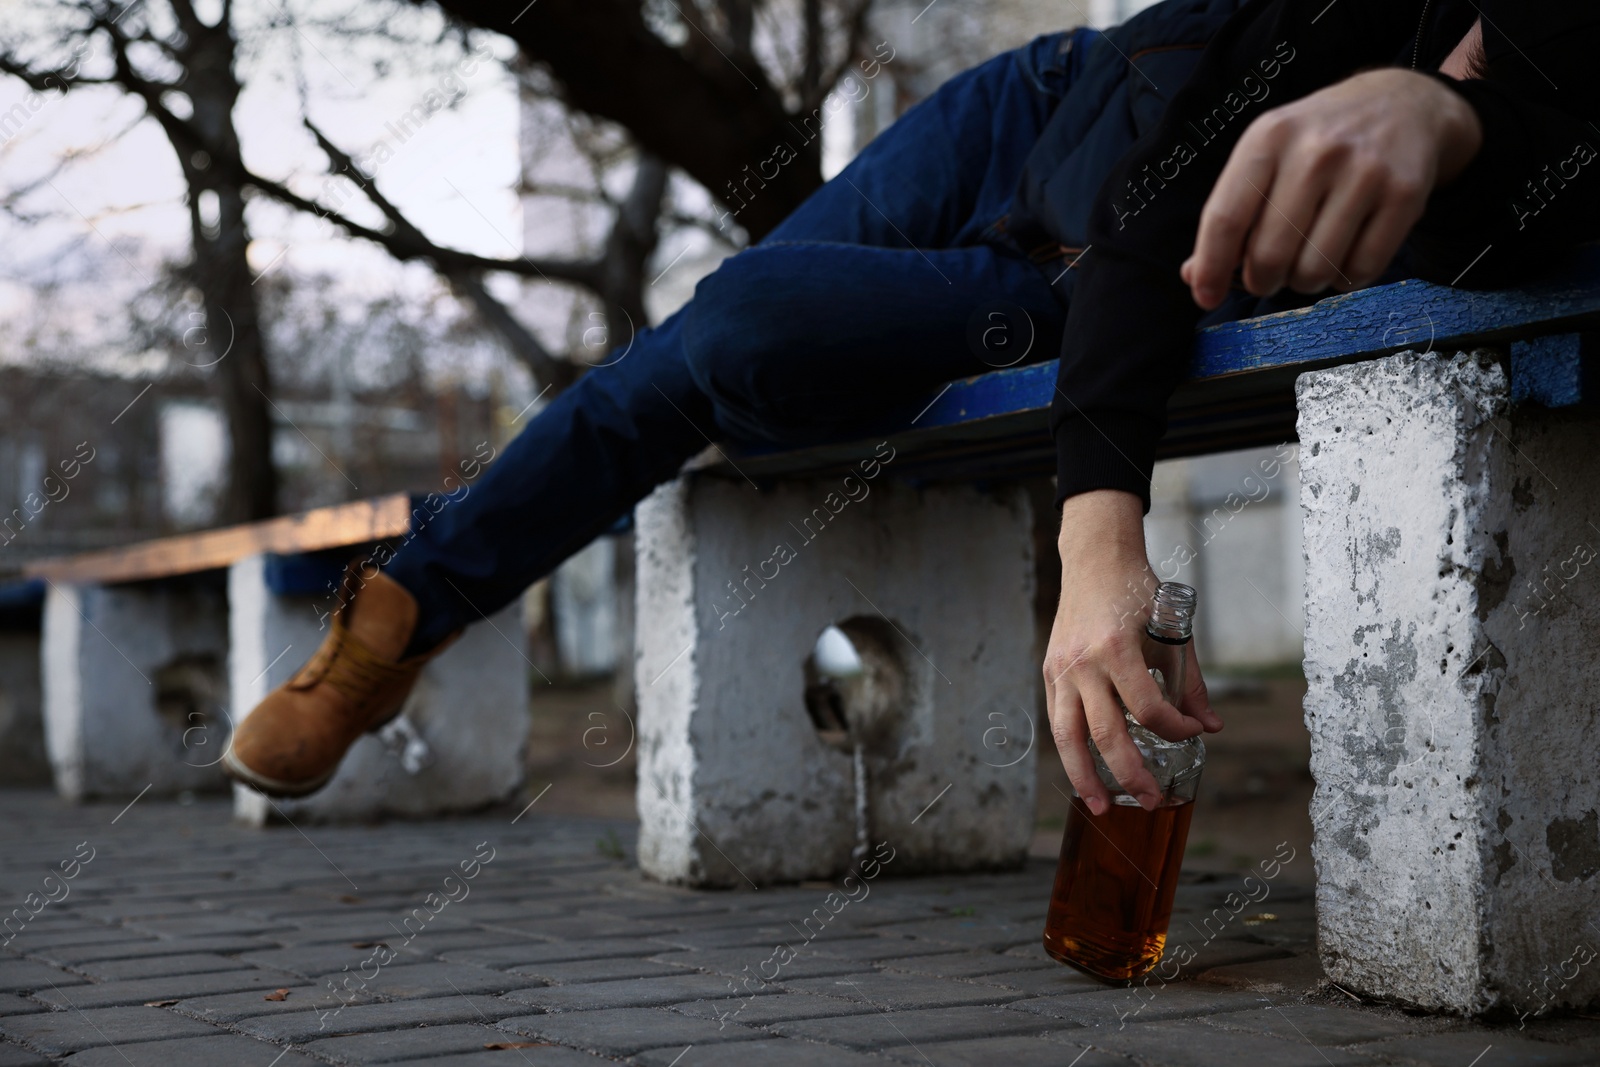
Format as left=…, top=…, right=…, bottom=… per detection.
left=634, top=473, right=1037, bottom=887
left=229, top=554, right=529, bottom=824
left=1300, top=349, right=1600, bottom=1016
left=40, top=577, right=230, bottom=800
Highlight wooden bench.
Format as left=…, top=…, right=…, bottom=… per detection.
left=23, top=493, right=529, bottom=824
left=633, top=245, right=1600, bottom=1016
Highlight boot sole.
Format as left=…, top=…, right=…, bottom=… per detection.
left=221, top=746, right=338, bottom=800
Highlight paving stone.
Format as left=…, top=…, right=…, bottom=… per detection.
left=882, top=1034, right=1136, bottom=1066
left=1007, top=982, right=1272, bottom=1028
left=0, top=998, right=45, bottom=1019
left=1089, top=1017, right=1376, bottom=1066
left=305, top=1022, right=514, bottom=1063
left=799, top=937, right=955, bottom=962
left=60, top=1033, right=322, bottom=1066
left=0, top=1005, right=220, bottom=1054
left=77, top=953, right=249, bottom=981
left=173, top=984, right=375, bottom=1023
left=647, top=948, right=863, bottom=982
left=672, top=992, right=876, bottom=1027
left=441, top=938, right=670, bottom=968
left=503, top=956, right=679, bottom=985
left=782, top=972, right=1025, bottom=1010
left=1208, top=1003, right=1418, bottom=1045
left=773, top=1004, right=1065, bottom=1049
left=0, top=930, right=149, bottom=954
left=1154, top=936, right=1295, bottom=978
left=235, top=994, right=518, bottom=1043
left=875, top=950, right=1055, bottom=979
left=240, top=944, right=423, bottom=979
left=649, top=925, right=821, bottom=951
left=122, top=916, right=276, bottom=938
left=1196, top=951, right=1329, bottom=995
left=633, top=1037, right=884, bottom=1065
left=31, top=968, right=299, bottom=1009
left=307, top=961, right=526, bottom=1001
left=1520, top=1015, right=1600, bottom=1051
left=366, top=1048, right=603, bottom=1066
left=480, top=915, right=679, bottom=940
left=868, top=916, right=1037, bottom=952
left=0, top=1045, right=49, bottom=1067
left=967, top=965, right=1108, bottom=997
left=1362, top=1030, right=1598, bottom=1066
left=39, top=936, right=276, bottom=967
left=500, top=973, right=744, bottom=1011
left=496, top=1007, right=760, bottom=1057
left=0, top=959, right=87, bottom=993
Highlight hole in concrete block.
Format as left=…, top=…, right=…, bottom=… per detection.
left=802, top=617, right=911, bottom=757
left=154, top=652, right=226, bottom=766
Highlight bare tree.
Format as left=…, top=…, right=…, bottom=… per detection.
left=0, top=0, right=879, bottom=522
left=1, top=0, right=279, bottom=520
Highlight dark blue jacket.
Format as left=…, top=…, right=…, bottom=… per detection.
left=1011, top=0, right=1248, bottom=256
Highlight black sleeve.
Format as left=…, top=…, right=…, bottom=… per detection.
left=1049, top=0, right=1600, bottom=511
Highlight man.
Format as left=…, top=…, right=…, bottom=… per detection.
left=224, top=1, right=1600, bottom=807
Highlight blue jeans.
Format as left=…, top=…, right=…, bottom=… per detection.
left=387, top=31, right=1091, bottom=654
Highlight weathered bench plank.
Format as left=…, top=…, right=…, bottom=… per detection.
left=24, top=493, right=411, bottom=586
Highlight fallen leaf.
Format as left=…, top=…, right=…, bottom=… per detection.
left=483, top=1042, right=553, bottom=1050
left=339, top=894, right=362, bottom=904
left=263, top=989, right=291, bottom=1001
left=143, top=999, right=180, bottom=1007
left=350, top=941, right=386, bottom=949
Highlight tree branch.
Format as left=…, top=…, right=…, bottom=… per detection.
left=427, top=0, right=822, bottom=237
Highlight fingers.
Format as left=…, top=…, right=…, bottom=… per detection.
left=1048, top=673, right=1111, bottom=816
left=1185, top=125, right=1279, bottom=309
left=1288, top=164, right=1383, bottom=293
left=1082, top=676, right=1161, bottom=810
left=1111, top=650, right=1202, bottom=741
left=1337, top=184, right=1428, bottom=292
left=1240, top=149, right=1331, bottom=298
left=1178, top=642, right=1224, bottom=733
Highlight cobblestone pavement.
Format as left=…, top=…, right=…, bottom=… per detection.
left=1, top=790, right=1596, bottom=1066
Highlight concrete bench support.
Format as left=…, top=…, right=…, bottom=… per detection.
left=634, top=472, right=1037, bottom=887
left=229, top=554, right=530, bottom=824
left=1300, top=350, right=1600, bottom=1015
left=41, top=576, right=230, bottom=799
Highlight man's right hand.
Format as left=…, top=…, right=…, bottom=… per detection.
left=1043, top=489, right=1223, bottom=814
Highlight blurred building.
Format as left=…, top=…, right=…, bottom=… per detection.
left=0, top=363, right=504, bottom=579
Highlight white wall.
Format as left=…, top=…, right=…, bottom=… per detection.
left=1145, top=445, right=1305, bottom=670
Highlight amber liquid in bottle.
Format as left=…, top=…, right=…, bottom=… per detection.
left=1042, top=792, right=1196, bottom=982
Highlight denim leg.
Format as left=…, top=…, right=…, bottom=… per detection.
left=683, top=239, right=1065, bottom=445
left=386, top=310, right=718, bottom=655
left=384, top=31, right=1089, bottom=652
left=763, top=30, right=1081, bottom=249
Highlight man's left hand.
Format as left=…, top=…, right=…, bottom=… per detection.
left=1182, top=68, right=1483, bottom=310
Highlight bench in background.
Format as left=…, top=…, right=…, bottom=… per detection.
left=634, top=245, right=1600, bottom=1017
left=24, top=493, right=529, bottom=824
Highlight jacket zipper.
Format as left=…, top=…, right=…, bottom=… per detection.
left=1411, top=0, right=1434, bottom=70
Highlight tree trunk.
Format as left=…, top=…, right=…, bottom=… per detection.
left=171, top=2, right=279, bottom=522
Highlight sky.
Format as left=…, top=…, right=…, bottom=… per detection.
left=0, top=0, right=524, bottom=368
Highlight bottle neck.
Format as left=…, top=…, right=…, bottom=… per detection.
left=1146, top=582, right=1196, bottom=644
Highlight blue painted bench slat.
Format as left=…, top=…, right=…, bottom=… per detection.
left=709, top=245, right=1600, bottom=481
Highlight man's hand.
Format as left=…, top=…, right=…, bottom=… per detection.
left=1182, top=67, right=1484, bottom=310
left=1044, top=490, right=1222, bottom=814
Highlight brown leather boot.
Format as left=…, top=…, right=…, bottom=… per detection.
left=223, top=566, right=454, bottom=798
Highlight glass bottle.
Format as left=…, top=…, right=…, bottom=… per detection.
left=1041, top=581, right=1205, bottom=982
